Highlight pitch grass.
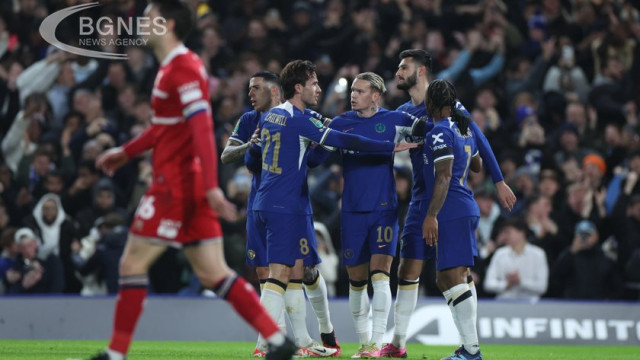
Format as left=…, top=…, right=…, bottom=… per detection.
left=0, top=340, right=638, bottom=360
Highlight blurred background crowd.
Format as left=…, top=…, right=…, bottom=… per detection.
left=1, top=0, right=640, bottom=300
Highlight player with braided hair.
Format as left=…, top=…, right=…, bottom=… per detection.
left=422, top=79, right=483, bottom=360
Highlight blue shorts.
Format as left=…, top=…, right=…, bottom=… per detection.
left=256, top=211, right=320, bottom=267
left=400, top=200, right=435, bottom=260
left=341, top=210, right=399, bottom=266
left=246, top=210, right=268, bottom=267
left=435, top=216, right=479, bottom=271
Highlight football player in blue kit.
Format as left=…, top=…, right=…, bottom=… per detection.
left=325, top=72, right=429, bottom=358
left=250, top=60, right=417, bottom=358
left=382, top=49, right=515, bottom=358
left=422, top=79, right=483, bottom=360
left=221, top=71, right=340, bottom=357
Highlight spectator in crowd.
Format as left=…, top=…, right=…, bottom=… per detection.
left=553, top=220, right=622, bottom=299
left=72, top=213, right=128, bottom=295
left=0, top=227, right=18, bottom=294
left=1, top=93, right=47, bottom=174
left=75, top=178, right=127, bottom=238
left=484, top=218, right=549, bottom=300
left=524, top=193, right=562, bottom=265
left=23, top=193, right=79, bottom=293
left=6, top=227, right=64, bottom=294
left=475, top=186, right=504, bottom=260
left=314, top=222, right=339, bottom=297
left=0, top=0, right=639, bottom=300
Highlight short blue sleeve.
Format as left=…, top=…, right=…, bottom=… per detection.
left=229, top=112, right=257, bottom=144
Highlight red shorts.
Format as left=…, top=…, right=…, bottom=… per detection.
left=130, top=186, right=222, bottom=247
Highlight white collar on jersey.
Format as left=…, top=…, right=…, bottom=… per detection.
left=278, top=101, right=295, bottom=116
left=161, top=44, right=188, bottom=66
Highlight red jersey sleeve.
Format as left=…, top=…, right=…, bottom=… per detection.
left=169, top=62, right=218, bottom=191
left=123, top=125, right=156, bottom=159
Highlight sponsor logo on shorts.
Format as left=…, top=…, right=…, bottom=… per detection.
left=157, top=219, right=182, bottom=239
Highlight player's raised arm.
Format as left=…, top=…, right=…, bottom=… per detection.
left=460, top=102, right=516, bottom=211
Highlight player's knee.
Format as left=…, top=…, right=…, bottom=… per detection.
left=256, top=267, right=270, bottom=281
left=303, top=266, right=318, bottom=284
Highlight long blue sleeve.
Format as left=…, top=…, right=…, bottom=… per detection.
left=244, top=142, right=263, bottom=174
left=307, top=146, right=331, bottom=168
left=322, top=129, right=394, bottom=153
left=469, top=122, right=504, bottom=183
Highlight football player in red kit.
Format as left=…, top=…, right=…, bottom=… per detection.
left=80, top=1, right=296, bottom=360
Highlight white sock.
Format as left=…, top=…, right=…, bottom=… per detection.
left=349, top=281, right=371, bottom=346
left=370, top=272, right=392, bottom=347
left=256, top=282, right=287, bottom=350
left=261, top=281, right=287, bottom=347
left=266, top=332, right=285, bottom=347
left=468, top=275, right=478, bottom=327
left=256, top=308, right=287, bottom=351
left=444, top=283, right=479, bottom=355
left=304, top=273, right=334, bottom=334
left=284, top=281, right=314, bottom=347
left=106, top=348, right=125, bottom=360
left=392, top=278, right=419, bottom=348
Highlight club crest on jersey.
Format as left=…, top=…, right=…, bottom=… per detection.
left=432, top=133, right=444, bottom=145
left=309, top=117, right=324, bottom=129
left=375, top=123, right=386, bottom=133
left=247, top=249, right=256, bottom=260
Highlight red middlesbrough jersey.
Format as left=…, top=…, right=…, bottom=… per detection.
left=146, top=45, right=215, bottom=199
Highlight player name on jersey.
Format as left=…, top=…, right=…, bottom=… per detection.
left=264, top=113, right=288, bottom=126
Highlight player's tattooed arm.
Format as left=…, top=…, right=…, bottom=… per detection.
left=220, top=138, right=251, bottom=164
left=427, top=159, right=453, bottom=217
left=423, top=158, right=452, bottom=245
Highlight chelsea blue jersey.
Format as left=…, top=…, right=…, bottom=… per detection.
left=397, top=99, right=503, bottom=201
left=253, top=102, right=395, bottom=214
left=230, top=110, right=261, bottom=209
left=231, top=108, right=328, bottom=211
left=329, top=108, right=421, bottom=212
left=423, top=118, right=480, bottom=221
left=396, top=100, right=428, bottom=201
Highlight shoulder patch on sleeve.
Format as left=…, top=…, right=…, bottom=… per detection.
left=309, top=117, right=325, bottom=129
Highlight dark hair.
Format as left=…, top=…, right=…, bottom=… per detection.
left=399, top=49, right=432, bottom=72
left=251, top=70, right=280, bottom=84
left=45, top=169, right=64, bottom=180
left=0, top=227, right=17, bottom=249
left=78, top=160, right=98, bottom=174
left=499, top=217, right=529, bottom=235
left=525, top=193, right=544, bottom=209
left=149, top=0, right=195, bottom=41
left=427, top=79, right=470, bottom=135
left=280, top=60, right=316, bottom=100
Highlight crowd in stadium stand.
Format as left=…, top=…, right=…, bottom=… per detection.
left=0, top=0, right=639, bottom=300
